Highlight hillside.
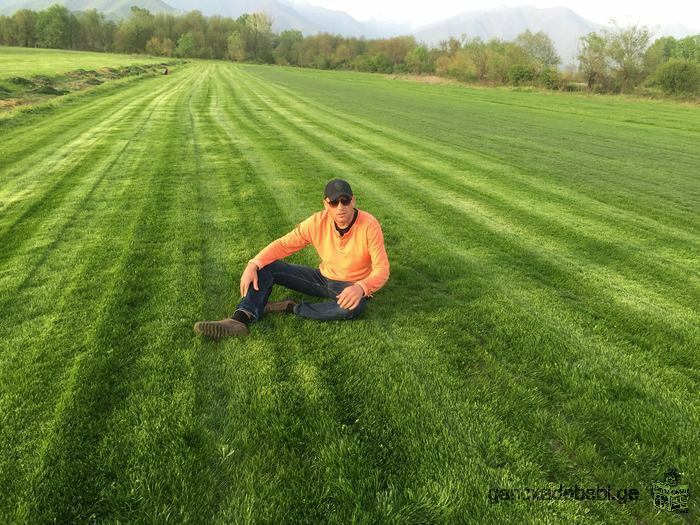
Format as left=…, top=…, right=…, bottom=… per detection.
left=414, top=6, right=601, bottom=65
left=0, top=0, right=175, bottom=17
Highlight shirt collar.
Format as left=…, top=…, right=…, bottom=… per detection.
left=334, top=208, right=359, bottom=237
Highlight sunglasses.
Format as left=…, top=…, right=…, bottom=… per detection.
left=327, top=196, right=352, bottom=207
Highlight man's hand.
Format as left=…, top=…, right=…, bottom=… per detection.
left=240, top=262, right=259, bottom=297
left=336, top=284, right=364, bottom=310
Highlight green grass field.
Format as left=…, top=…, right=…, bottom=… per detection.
left=0, top=46, right=167, bottom=77
left=0, top=55, right=698, bottom=524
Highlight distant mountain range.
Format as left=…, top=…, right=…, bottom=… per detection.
left=414, top=7, right=697, bottom=64
left=0, top=0, right=696, bottom=65
left=165, top=0, right=378, bottom=37
left=416, top=6, right=600, bottom=65
left=0, top=0, right=174, bottom=19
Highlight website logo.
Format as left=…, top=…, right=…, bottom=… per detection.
left=650, top=468, right=689, bottom=514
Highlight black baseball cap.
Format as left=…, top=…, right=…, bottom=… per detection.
left=324, top=179, right=353, bottom=201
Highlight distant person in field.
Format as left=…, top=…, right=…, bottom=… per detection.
left=194, top=179, right=390, bottom=340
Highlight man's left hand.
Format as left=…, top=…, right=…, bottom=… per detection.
left=336, top=284, right=364, bottom=310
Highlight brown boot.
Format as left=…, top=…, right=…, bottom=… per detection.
left=193, top=318, right=249, bottom=340
left=265, top=299, right=297, bottom=314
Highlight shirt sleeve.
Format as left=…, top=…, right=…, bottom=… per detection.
left=250, top=216, right=314, bottom=269
left=355, top=219, right=390, bottom=297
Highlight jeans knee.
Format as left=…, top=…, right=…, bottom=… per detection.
left=260, top=260, right=287, bottom=282
left=262, top=260, right=282, bottom=274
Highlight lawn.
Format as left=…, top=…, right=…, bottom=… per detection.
left=0, top=45, right=167, bottom=77
left=0, top=56, right=698, bottom=524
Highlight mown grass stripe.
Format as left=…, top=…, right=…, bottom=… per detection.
left=17, top=80, right=194, bottom=523
left=70, top=66, right=216, bottom=522
left=227, top=63, right=698, bottom=387
left=242, top=68, right=700, bottom=245
left=199, top=66, right=398, bottom=523
left=1, top=85, right=154, bottom=169
left=219, top=61, right=696, bottom=520
left=212, top=66, right=471, bottom=521
left=0, top=65, right=184, bottom=173
left=216, top=64, right=652, bottom=520
left=238, top=68, right=700, bottom=246
left=0, top=66, right=198, bottom=414
left=217, top=78, right=497, bottom=523
left=233, top=68, right=699, bottom=317
left=2, top=68, right=197, bottom=523
left=230, top=61, right=696, bottom=368
left=245, top=66, right=700, bottom=235
left=204, top=65, right=384, bottom=522
left=0, top=73, right=178, bottom=225
left=0, top=90, right=179, bottom=311
left=1, top=60, right=697, bottom=523
left=227, top=66, right=699, bottom=350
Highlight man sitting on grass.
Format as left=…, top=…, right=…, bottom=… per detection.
left=194, top=179, right=390, bottom=340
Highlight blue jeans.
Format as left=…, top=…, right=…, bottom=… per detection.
left=235, top=260, right=367, bottom=322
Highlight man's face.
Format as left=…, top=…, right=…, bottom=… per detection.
left=323, top=195, right=356, bottom=225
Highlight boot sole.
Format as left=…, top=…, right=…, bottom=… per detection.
left=194, top=321, right=248, bottom=340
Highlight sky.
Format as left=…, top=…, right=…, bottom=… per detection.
left=293, top=0, right=699, bottom=30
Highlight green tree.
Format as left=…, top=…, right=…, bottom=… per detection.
left=246, top=12, right=274, bottom=62
left=653, top=59, right=700, bottom=94
left=273, top=29, right=303, bottom=65
left=507, top=64, right=536, bottom=85
left=578, top=32, right=608, bottom=92
left=485, top=39, right=529, bottom=84
left=603, top=22, right=652, bottom=92
left=435, top=49, right=477, bottom=82
left=515, top=29, right=561, bottom=71
left=369, top=52, right=392, bottom=73
left=462, top=37, right=489, bottom=80
left=674, top=35, right=700, bottom=62
left=539, top=68, right=560, bottom=89
left=227, top=31, right=244, bottom=61
left=175, top=31, right=195, bottom=57
left=114, top=7, right=155, bottom=53
left=330, top=41, right=354, bottom=68
left=146, top=36, right=174, bottom=56
left=369, top=35, right=416, bottom=69
left=294, top=33, right=336, bottom=68
left=207, top=15, right=235, bottom=59
left=75, top=9, right=112, bottom=51
left=0, top=16, right=15, bottom=46
left=12, top=9, right=37, bottom=48
left=405, top=45, right=433, bottom=74
left=36, top=4, right=72, bottom=49
left=644, top=36, right=677, bottom=76
left=153, top=13, right=178, bottom=42
left=438, top=36, right=461, bottom=57
left=176, top=10, right=207, bottom=57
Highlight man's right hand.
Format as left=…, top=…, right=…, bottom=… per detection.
left=240, top=262, right=259, bottom=297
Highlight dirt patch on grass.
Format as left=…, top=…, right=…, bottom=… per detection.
left=0, top=99, right=22, bottom=108
left=0, top=60, right=183, bottom=112
left=386, top=74, right=461, bottom=86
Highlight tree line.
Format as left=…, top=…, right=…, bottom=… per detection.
left=1, top=4, right=699, bottom=96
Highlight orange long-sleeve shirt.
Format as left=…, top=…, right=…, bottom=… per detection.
left=250, top=209, right=390, bottom=296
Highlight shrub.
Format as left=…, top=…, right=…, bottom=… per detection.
left=653, top=59, right=700, bottom=95
left=507, top=64, right=536, bottom=86
left=539, top=68, right=560, bottom=89
left=369, top=53, right=393, bottom=73
left=561, top=82, right=586, bottom=92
